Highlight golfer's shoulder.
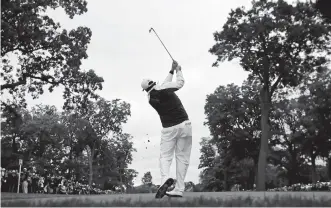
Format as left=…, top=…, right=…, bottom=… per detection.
left=157, top=84, right=175, bottom=91
left=151, top=85, right=170, bottom=94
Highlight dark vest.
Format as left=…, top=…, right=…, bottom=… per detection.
left=149, top=88, right=189, bottom=128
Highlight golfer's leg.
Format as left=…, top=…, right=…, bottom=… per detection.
left=174, top=122, right=192, bottom=193
left=159, top=127, right=177, bottom=184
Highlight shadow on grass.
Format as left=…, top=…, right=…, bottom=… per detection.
left=1, top=194, right=331, bottom=207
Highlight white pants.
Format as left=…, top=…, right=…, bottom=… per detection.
left=159, top=120, right=192, bottom=193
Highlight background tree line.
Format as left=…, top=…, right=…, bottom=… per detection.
left=1, top=101, right=138, bottom=191
left=1, top=0, right=138, bottom=192
left=198, top=0, right=331, bottom=191
left=2, top=0, right=330, bottom=193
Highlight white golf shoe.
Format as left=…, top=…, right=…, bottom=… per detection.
left=165, top=189, right=183, bottom=198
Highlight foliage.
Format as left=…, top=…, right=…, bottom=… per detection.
left=142, top=171, right=153, bottom=185
left=1, top=0, right=104, bottom=111
left=201, top=80, right=261, bottom=191
left=200, top=68, right=331, bottom=190
left=269, top=181, right=331, bottom=192
left=209, top=0, right=331, bottom=190
left=204, top=80, right=261, bottom=164
left=1, top=101, right=136, bottom=190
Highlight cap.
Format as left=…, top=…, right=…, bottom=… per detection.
left=141, top=79, right=154, bottom=91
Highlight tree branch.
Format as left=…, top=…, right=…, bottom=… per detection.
left=29, top=74, right=60, bottom=85
left=257, top=73, right=264, bottom=83
left=1, top=46, right=20, bottom=57
left=259, top=34, right=270, bottom=89
left=1, top=73, right=61, bottom=91
left=1, top=74, right=27, bottom=90
left=270, top=74, right=282, bottom=95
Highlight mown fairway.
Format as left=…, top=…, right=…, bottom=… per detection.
left=2, top=192, right=331, bottom=207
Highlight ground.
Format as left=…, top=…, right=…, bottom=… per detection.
left=1, top=191, right=330, bottom=205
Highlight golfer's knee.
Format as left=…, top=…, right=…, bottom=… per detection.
left=175, top=154, right=189, bottom=165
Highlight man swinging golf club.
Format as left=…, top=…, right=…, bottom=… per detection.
left=141, top=60, right=192, bottom=198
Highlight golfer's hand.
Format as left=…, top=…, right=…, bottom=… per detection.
left=176, top=65, right=181, bottom=72
left=171, top=60, right=178, bottom=71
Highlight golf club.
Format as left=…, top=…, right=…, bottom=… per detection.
left=149, top=27, right=174, bottom=61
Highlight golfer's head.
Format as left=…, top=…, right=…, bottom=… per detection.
left=141, top=79, right=156, bottom=92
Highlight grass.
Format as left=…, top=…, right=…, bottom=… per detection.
left=1, top=194, right=331, bottom=207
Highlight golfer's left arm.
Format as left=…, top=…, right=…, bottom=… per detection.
left=162, top=70, right=174, bottom=85
left=160, top=66, right=184, bottom=91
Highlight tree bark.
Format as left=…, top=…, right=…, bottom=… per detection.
left=69, top=134, right=73, bottom=178
left=223, top=169, right=228, bottom=191
left=256, top=87, right=271, bottom=191
left=288, top=143, right=299, bottom=185
left=88, top=146, right=94, bottom=187
left=119, top=168, right=124, bottom=193
left=12, top=136, right=17, bottom=153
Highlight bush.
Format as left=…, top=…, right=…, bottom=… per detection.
left=268, top=181, right=331, bottom=192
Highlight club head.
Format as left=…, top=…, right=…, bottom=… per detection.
left=149, top=28, right=153, bottom=33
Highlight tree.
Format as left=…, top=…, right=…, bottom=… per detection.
left=203, top=80, right=261, bottom=189
left=76, top=98, right=131, bottom=186
left=184, top=181, right=195, bottom=192
left=1, top=0, right=104, bottom=111
left=1, top=103, right=25, bottom=168
left=199, top=137, right=256, bottom=191
left=270, top=98, right=307, bottom=185
left=92, top=134, right=137, bottom=192
left=198, top=137, right=216, bottom=169
left=61, top=112, right=84, bottom=178
left=199, top=162, right=225, bottom=191
left=205, top=81, right=261, bottom=163
left=1, top=101, right=138, bottom=190
left=1, top=104, right=68, bottom=173
left=209, top=0, right=331, bottom=190
left=104, top=133, right=136, bottom=192
left=198, top=137, right=225, bottom=191
left=296, top=69, right=331, bottom=183
left=142, top=171, right=153, bottom=193
left=142, top=171, right=153, bottom=185
left=122, top=169, right=138, bottom=192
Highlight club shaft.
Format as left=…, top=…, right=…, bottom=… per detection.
left=151, top=29, right=174, bottom=61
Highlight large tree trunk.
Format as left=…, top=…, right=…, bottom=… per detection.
left=311, top=154, right=317, bottom=184
left=119, top=169, right=124, bottom=193
left=88, top=145, right=94, bottom=187
left=288, top=143, right=299, bottom=185
left=12, top=136, right=17, bottom=153
left=256, top=87, right=271, bottom=191
left=223, top=169, right=228, bottom=191
left=69, top=135, right=73, bottom=179
left=327, top=156, right=331, bottom=180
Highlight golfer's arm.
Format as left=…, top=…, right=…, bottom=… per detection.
left=175, top=70, right=185, bottom=89
left=160, top=69, right=185, bottom=91
left=162, top=71, right=174, bottom=85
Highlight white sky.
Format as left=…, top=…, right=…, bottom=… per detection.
left=23, top=0, right=254, bottom=186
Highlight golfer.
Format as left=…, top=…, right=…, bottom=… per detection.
left=141, top=60, right=192, bottom=198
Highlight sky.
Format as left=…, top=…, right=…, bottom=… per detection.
left=24, top=0, right=255, bottom=186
